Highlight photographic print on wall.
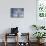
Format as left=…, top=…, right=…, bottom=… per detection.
left=11, top=8, right=24, bottom=18
left=36, top=0, right=46, bottom=26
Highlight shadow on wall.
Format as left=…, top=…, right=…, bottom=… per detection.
left=29, top=25, right=37, bottom=42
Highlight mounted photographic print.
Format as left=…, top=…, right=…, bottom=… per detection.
left=36, top=0, right=46, bottom=26
left=11, top=8, right=24, bottom=18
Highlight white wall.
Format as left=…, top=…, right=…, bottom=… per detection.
left=0, top=0, right=36, bottom=42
